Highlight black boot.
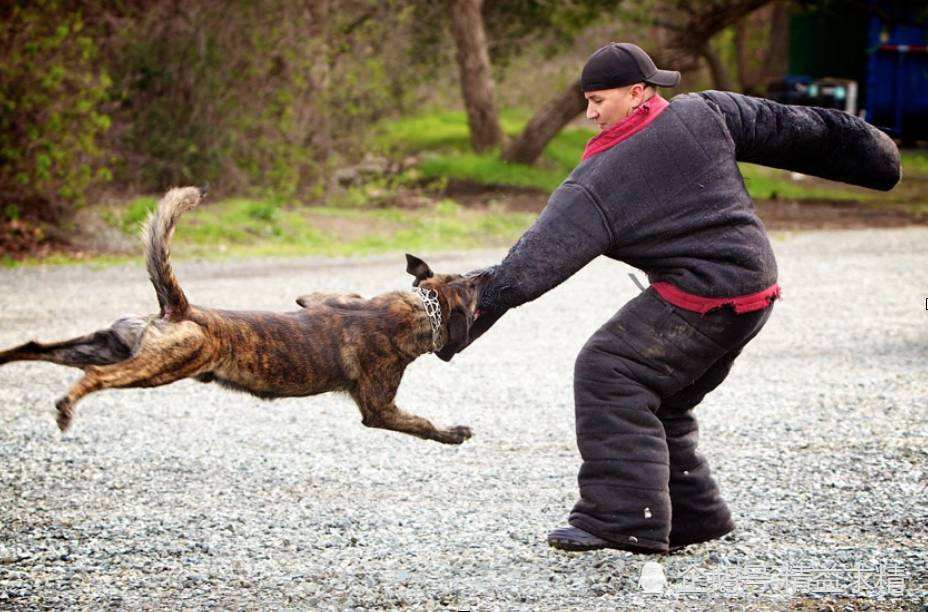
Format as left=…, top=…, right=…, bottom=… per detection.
left=547, top=526, right=667, bottom=554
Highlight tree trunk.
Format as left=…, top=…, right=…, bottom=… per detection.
left=734, top=2, right=789, bottom=95
left=448, top=0, right=504, bottom=152
left=663, top=0, right=773, bottom=69
left=501, top=79, right=587, bottom=165
left=760, top=1, right=790, bottom=85
left=701, top=42, right=736, bottom=91
left=307, top=0, right=334, bottom=195
left=734, top=17, right=752, bottom=92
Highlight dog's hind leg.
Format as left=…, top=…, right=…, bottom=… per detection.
left=0, top=317, right=148, bottom=369
left=0, top=331, right=130, bottom=369
left=54, top=321, right=209, bottom=432
left=351, top=375, right=472, bottom=445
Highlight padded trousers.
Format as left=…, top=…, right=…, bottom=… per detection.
left=568, top=286, right=773, bottom=552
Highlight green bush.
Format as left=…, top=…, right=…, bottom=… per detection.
left=0, top=1, right=112, bottom=221
left=105, top=1, right=424, bottom=201
left=1, top=0, right=429, bottom=231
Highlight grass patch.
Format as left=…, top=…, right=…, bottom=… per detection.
left=737, top=164, right=871, bottom=201
left=121, top=196, right=158, bottom=233
left=31, top=196, right=536, bottom=268
left=378, top=110, right=590, bottom=193
left=417, top=153, right=568, bottom=192
left=174, top=198, right=535, bottom=260
left=901, top=149, right=928, bottom=177
left=374, top=109, right=530, bottom=154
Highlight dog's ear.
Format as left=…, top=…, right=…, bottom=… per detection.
left=405, top=253, right=434, bottom=287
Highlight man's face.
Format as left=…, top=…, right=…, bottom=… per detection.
left=584, top=83, right=649, bottom=132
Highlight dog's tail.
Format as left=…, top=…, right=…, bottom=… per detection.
left=143, top=186, right=205, bottom=320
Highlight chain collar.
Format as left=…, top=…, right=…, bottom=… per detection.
left=414, top=287, right=443, bottom=352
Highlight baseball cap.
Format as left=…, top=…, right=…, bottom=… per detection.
left=581, top=42, right=681, bottom=91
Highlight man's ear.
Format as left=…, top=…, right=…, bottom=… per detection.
left=405, top=253, right=434, bottom=287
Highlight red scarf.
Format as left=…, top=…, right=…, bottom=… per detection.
left=581, top=94, right=669, bottom=161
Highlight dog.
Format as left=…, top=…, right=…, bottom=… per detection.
left=0, top=187, right=485, bottom=444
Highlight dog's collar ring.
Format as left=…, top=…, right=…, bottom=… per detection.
left=414, top=287, right=443, bottom=352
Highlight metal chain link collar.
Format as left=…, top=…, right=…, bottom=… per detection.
left=414, top=287, right=443, bottom=352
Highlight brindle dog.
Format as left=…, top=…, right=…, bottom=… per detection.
left=0, top=187, right=485, bottom=444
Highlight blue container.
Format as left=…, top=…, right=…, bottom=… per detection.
left=865, top=5, right=928, bottom=139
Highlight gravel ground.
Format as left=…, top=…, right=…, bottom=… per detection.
left=1, top=227, right=926, bottom=610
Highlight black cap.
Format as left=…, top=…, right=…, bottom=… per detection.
left=581, top=42, right=681, bottom=92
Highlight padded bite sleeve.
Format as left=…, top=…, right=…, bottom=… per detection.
left=698, top=90, right=901, bottom=191
left=477, top=181, right=613, bottom=312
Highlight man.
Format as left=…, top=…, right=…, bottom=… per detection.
left=439, top=42, right=900, bottom=554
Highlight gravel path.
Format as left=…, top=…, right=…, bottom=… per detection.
left=1, top=228, right=926, bottom=610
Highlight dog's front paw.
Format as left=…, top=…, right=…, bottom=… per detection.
left=444, top=425, right=472, bottom=445
left=55, top=398, right=73, bottom=432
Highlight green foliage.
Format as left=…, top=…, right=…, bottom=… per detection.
left=107, top=2, right=321, bottom=197
left=105, top=0, right=426, bottom=200
left=408, top=0, right=625, bottom=69
left=485, top=0, right=626, bottom=63
left=0, top=1, right=112, bottom=221
left=376, top=110, right=592, bottom=192
left=2, top=0, right=431, bottom=234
